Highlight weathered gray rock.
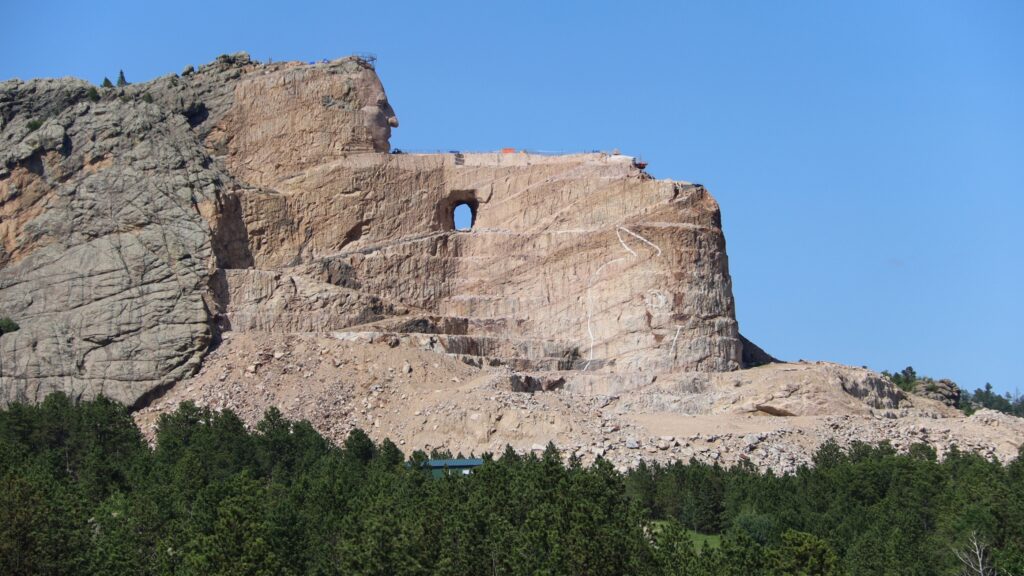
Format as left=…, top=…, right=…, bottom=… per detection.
left=0, top=54, right=395, bottom=406
left=832, top=365, right=909, bottom=410
left=740, top=333, right=778, bottom=367
left=0, top=84, right=220, bottom=406
left=913, top=378, right=961, bottom=408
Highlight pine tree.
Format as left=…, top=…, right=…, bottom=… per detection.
left=343, top=428, right=376, bottom=465
left=652, top=520, right=702, bottom=576
left=116, top=70, right=127, bottom=87
left=101, top=77, right=113, bottom=88
left=767, top=530, right=840, bottom=575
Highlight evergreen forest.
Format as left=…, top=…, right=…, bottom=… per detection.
left=2, top=393, right=1022, bottom=575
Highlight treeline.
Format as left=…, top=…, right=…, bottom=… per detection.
left=625, top=442, right=1024, bottom=574
left=1, top=394, right=1022, bottom=575
left=962, top=383, right=1024, bottom=417
left=885, top=365, right=1024, bottom=417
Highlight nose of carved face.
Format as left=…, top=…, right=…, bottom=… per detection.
left=380, top=99, right=399, bottom=128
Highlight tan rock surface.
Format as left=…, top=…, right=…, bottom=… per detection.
left=219, top=149, right=741, bottom=372
left=134, top=333, right=1024, bottom=472
left=3, top=54, right=1021, bottom=467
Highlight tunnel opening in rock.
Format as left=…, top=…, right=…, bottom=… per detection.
left=438, top=191, right=479, bottom=231
left=453, top=203, right=474, bottom=231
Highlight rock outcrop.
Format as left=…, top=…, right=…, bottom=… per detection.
left=3, top=54, right=1021, bottom=467
left=0, top=54, right=402, bottom=405
left=0, top=75, right=219, bottom=405
left=1, top=53, right=744, bottom=405
left=912, top=378, right=961, bottom=408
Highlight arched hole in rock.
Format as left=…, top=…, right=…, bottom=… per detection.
left=437, top=191, right=478, bottom=231
left=453, top=202, right=474, bottom=231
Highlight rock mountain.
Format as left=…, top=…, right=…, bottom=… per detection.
left=3, top=54, right=1020, bottom=469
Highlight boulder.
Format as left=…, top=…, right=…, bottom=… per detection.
left=913, top=379, right=961, bottom=408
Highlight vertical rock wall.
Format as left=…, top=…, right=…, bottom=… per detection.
left=1, top=54, right=744, bottom=406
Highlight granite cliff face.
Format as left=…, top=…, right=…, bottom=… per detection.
left=1, top=53, right=744, bottom=405
left=4, top=54, right=1021, bottom=468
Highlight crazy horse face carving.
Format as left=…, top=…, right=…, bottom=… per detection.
left=363, top=82, right=400, bottom=150
left=220, top=56, right=399, bottom=188
left=0, top=54, right=748, bottom=410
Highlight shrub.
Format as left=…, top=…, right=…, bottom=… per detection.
left=0, top=317, right=19, bottom=335
left=882, top=366, right=918, bottom=392
left=25, top=119, right=43, bottom=132
left=141, top=93, right=153, bottom=104
left=86, top=87, right=100, bottom=102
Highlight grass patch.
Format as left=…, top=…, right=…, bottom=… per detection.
left=651, top=521, right=722, bottom=552
left=687, top=530, right=722, bottom=551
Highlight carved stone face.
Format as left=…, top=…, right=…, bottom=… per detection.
left=221, top=59, right=401, bottom=186
left=358, top=73, right=399, bottom=152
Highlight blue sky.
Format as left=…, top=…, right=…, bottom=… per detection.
left=3, top=1, right=1021, bottom=394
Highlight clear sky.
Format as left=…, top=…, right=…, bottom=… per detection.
left=3, top=1, right=1021, bottom=394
